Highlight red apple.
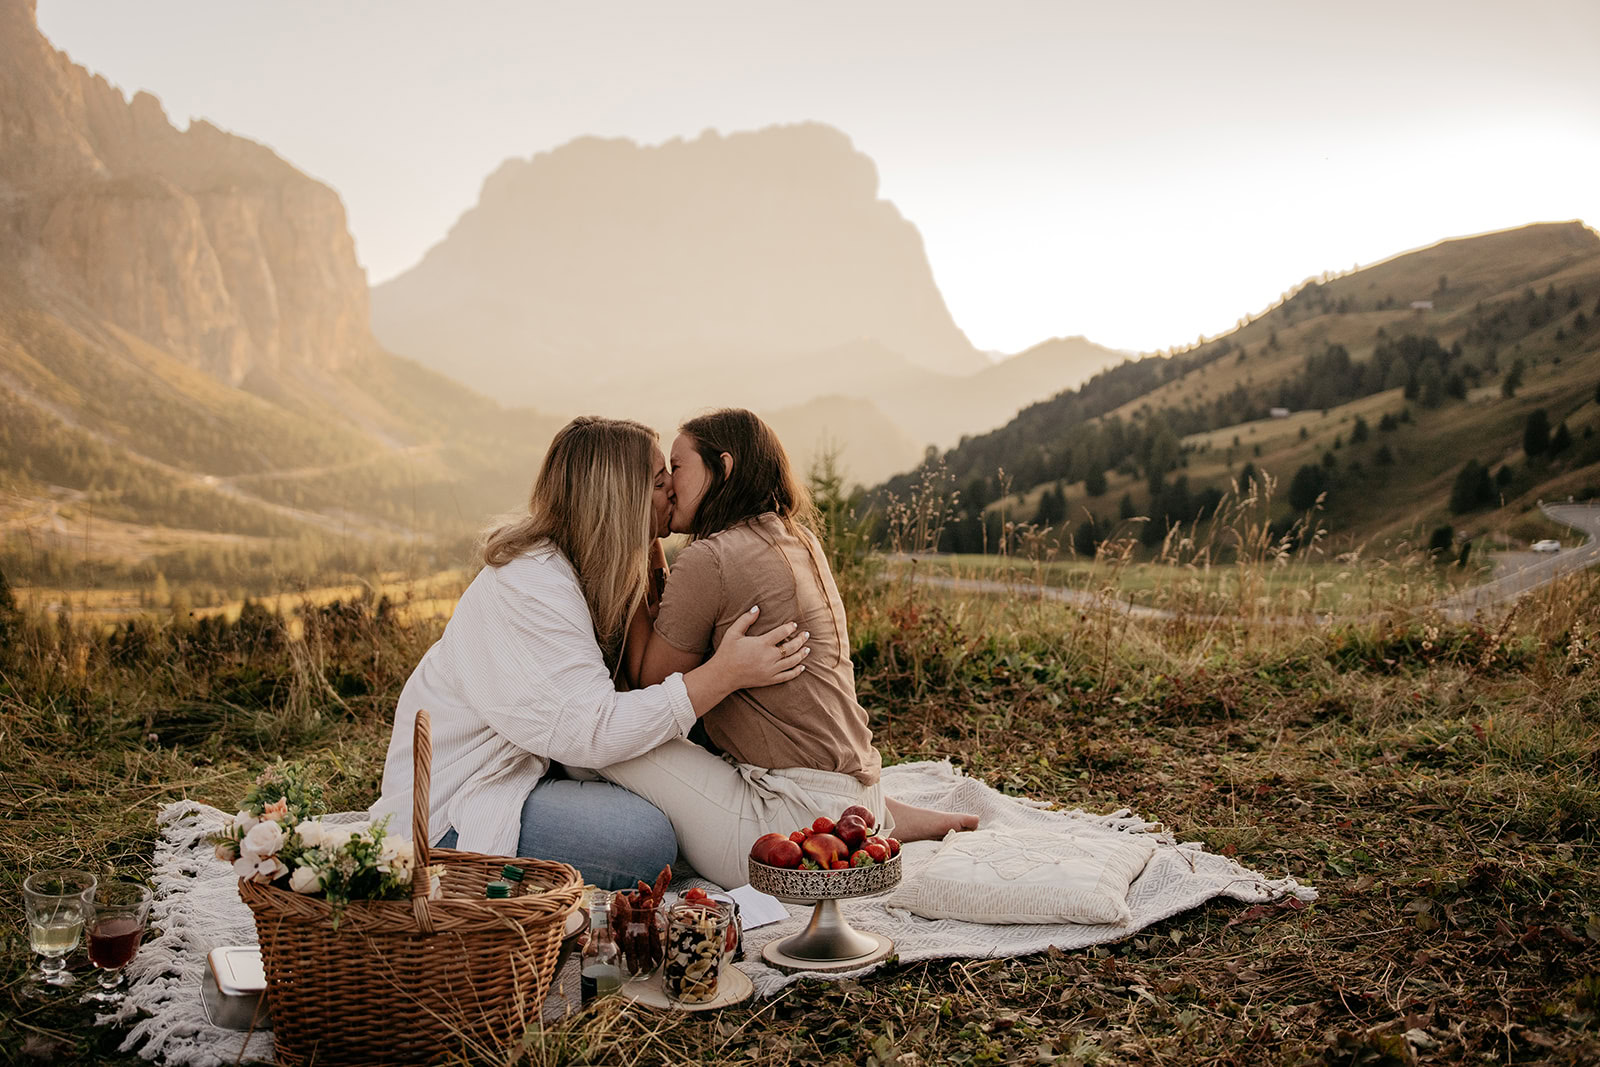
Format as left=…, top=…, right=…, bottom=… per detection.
left=811, top=816, right=836, bottom=835
left=801, top=832, right=848, bottom=868
left=840, top=805, right=877, bottom=831
left=836, top=814, right=869, bottom=849
left=768, top=839, right=803, bottom=868
left=749, top=833, right=791, bottom=865
left=886, top=837, right=901, bottom=857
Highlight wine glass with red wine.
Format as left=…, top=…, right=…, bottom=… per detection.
left=81, top=881, right=152, bottom=1006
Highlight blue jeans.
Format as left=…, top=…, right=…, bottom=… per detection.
left=434, top=777, right=677, bottom=891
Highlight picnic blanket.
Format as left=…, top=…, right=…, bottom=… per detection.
left=114, top=760, right=1315, bottom=1065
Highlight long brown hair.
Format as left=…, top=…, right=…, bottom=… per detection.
left=679, top=409, right=842, bottom=663
left=481, top=416, right=656, bottom=664
left=680, top=408, right=819, bottom=541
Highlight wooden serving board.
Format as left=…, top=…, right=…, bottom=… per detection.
left=619, top=964, right=754, bottom=1011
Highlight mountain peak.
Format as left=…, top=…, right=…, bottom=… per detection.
left=374, top=121, right=984, bottom=412
left=0, top=2, right=371, bottom=383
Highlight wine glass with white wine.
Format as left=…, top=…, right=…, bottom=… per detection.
left=23, top=869, right=97, bottom=994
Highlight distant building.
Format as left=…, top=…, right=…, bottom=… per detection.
left=1270, top=407, right=1291, bottom=419
left=1410, top=300, right=1434, bottom=311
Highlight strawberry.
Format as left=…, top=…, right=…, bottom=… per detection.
left=789, top=830, right=807, bottom=845
left=850, top=850, right=874, bottom=867
left=812, top=816, right=836, bottom=835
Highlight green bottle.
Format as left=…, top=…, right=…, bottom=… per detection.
left=485, top=865, right=523, bottom=897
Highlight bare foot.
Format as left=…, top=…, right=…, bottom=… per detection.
left=885, top=798, right=980, bottom=842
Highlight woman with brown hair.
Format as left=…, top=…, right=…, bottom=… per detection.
left=602, top=408, right=975, bottom=889
left=369, top=416, right=811, bottom=890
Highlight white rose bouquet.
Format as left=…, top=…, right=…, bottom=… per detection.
left=211, top=762, right=441, bottom=924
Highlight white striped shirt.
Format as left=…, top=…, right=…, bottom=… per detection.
left=369, top=541, right=696, bottom=856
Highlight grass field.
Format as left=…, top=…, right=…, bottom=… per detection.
left=898, top=551, right=1488, bottom=619
left=12, top=568, right=473, bottom=635
left=3, top=557, right=1598, bottom=1064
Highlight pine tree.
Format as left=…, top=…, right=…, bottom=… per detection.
left=1502, top=359, right=1525, bottom=398
left=1033, top=485, right=1067, bottom=527
left=1288, top=465, right=1329, bottom=511
left=1523, top=409, right=1551, bottom=458
left=1072, top=518, right=1104, bottom=558
left=1429, top=524, right=1455, bottom=559
left=1450, top=460, right=1494, bottom=514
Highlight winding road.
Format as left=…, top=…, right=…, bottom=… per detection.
left=1, top=368, right=425, bottom=544
left=906, top=503, right=1600, bottom=624
left=1434, top=503, right=1600, bottom=620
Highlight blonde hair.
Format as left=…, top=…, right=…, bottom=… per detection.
left=481, top=416, right=656, bottom=665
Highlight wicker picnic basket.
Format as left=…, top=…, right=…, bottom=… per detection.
left=239, top=710, right=585, bottom=1066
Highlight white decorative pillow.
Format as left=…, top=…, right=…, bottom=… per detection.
left=887, top=826, right=1158, bottom=926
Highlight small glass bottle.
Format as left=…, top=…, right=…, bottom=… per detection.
left=580, top=893, right=621, bottom=1002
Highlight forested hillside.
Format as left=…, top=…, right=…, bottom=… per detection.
left=871, top=223, right=1600, bottom=554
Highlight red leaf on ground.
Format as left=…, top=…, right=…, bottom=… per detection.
left=1227, top=896, right=1306, bottom=928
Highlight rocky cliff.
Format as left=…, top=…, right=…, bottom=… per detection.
left=0, top=0, right=371, bottom=385
left=371, top=123, right=987, bottom=411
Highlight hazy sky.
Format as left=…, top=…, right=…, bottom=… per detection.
left=39, top=1, right=1600, bottom=357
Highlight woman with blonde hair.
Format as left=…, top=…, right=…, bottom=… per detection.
left=370, top=416, right=810, bottom=889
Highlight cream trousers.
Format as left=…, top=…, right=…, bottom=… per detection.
left=599, top=739, right=894, bottom=889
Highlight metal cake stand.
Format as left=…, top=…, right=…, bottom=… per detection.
left=747, top=853, right=900, bottom=972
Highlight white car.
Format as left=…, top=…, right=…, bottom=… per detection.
left=1531, top=539, right=1561, bottom=553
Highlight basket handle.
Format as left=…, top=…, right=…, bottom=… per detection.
left=409, top=710, right=435, bottom=931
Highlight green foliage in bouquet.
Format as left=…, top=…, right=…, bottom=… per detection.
left=241, top=762, right=325, bottom=825
left=210, top=763, right=426, bottom=928
left=290, top=815, right=420, bottom=923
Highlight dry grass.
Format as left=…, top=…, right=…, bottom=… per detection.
left=2, top=556, right=1599, bottom=1064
